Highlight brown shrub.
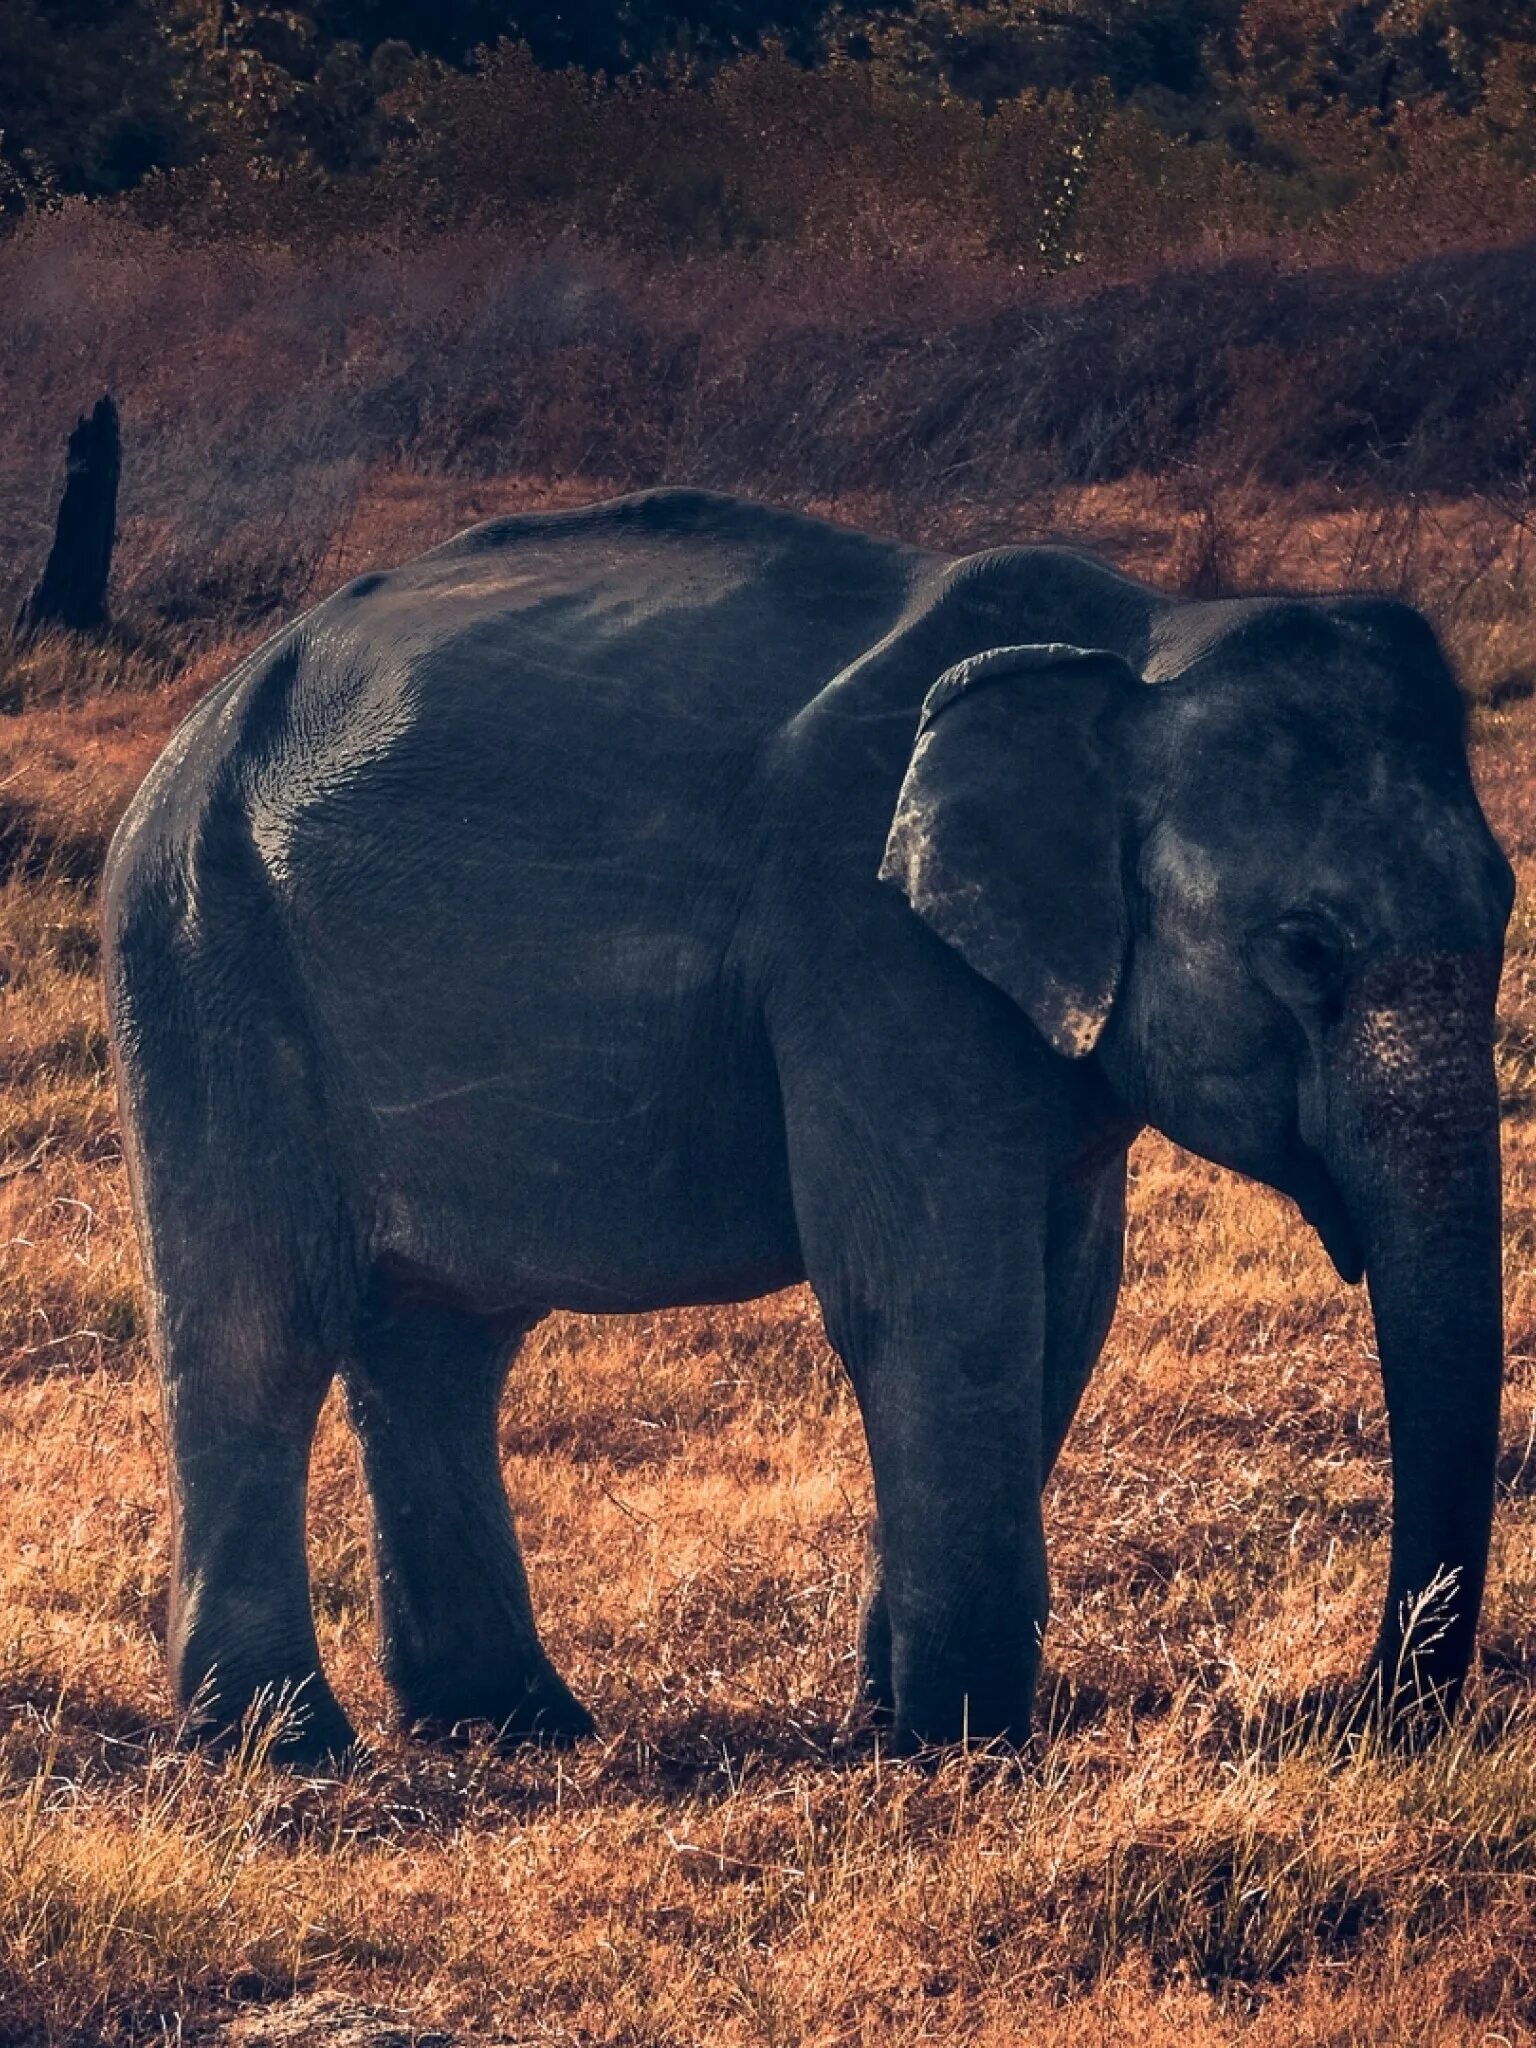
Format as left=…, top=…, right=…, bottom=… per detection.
left=4, top=207, right=1536, bottom=657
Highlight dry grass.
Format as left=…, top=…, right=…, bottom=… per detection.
left=4, top=479, right=1536, bottom=2046
left=8, top=217, right=1536, bottom=658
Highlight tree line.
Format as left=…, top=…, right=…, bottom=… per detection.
left=3, top=1, right=1536, bottom=256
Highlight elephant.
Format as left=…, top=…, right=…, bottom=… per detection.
left=102, top=486, right=1514, bottom=1765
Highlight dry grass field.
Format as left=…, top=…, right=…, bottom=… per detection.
left=5, top=475, right=1536, bottom=2046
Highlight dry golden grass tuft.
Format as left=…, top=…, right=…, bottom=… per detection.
left=4, top=482, right=1536, bottom=2046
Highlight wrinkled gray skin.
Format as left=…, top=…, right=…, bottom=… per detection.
left=103, top=489, right=1514, bottom=1763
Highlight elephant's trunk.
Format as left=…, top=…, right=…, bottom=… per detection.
left=1326, top=952, right=1505, bottom=1721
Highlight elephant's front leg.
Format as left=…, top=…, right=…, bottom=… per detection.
left=850, top=1156, right=1129, bottom=1733
left=772, top=920, right=1066, bottom=1750
left=837, top=1301, right=1050, bottom=1751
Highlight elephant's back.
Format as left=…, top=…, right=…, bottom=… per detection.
left=107, top=488, right=923, bottom=910
left=308, top=486, right=926, bottom=731
left=224, top=489, right=920, bottom=898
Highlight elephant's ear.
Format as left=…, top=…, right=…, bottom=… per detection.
left=879, top=643, right=1139, bottom=1058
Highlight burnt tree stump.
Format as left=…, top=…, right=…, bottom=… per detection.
left=15, top=395, right=120, bottom=641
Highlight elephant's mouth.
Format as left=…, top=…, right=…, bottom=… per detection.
left=1280, top=1142, right=1366, bottom=1285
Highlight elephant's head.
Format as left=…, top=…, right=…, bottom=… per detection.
left=880, top=600, right=1515, bottom=1721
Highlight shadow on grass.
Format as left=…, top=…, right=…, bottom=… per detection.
left=0, top=1669, right=159, bottom=1780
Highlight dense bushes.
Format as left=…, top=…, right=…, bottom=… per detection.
left=2, top=210, right=1533, bottom=639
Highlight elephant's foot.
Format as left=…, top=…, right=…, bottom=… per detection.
left=887, top=1709, right=1031, bottom=1758
left=835, top=1675, right=1031, bottom=1758
left=881, top=1645, right=1039, bottom=1756
left=175, top=1663, right=359, bottom=1770
left=1347, top=1658, right=1459, bottom=1753
left=391, top=1652, right=595, bottom=1747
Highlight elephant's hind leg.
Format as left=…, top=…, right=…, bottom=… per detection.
left=343, top=1287, right=593, bottom=1744
left=148, top=1232, right=357, bottom=1766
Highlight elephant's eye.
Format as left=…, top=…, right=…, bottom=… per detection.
left=1247, top=912, right=1351, bottom=1013
left=1280, top=922, right=1345, bottom=984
